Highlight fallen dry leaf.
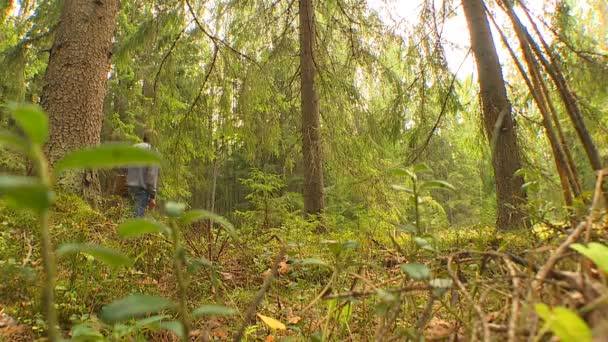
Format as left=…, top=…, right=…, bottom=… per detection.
left=287, top=315, right=301, bottom=325
left=265, top=335, right=275, bottom=342
left=257, top=313, right=287, bottom=330
left=425, top=318, right=454, bottom=340
left=211, top=327, right=229, bottom=340
left=278, top=261, right=289, bottom=275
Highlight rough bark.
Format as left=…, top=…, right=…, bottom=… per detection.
left=488, top=8, right=581, bottom=206
left=299, top=0, right=325, bottom=216
left=462, top=0, right=526, bottom=229
left=41, top=0, right=119, bottom=198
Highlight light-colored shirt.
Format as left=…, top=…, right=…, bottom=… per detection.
left=126, top=142, right=159, bottom=197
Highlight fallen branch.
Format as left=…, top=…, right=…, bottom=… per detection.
left=322, top=284, right=430, bottom=300
left=233, top=247, right=286, bottom=342
left=532, top=169, right=606, bottom=293
left=447, top=253, right=491, bottom=342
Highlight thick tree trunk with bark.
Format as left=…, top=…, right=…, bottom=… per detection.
left=462, top=0, right=526, bottom=229
left=299, top=0, right=325, bottom=216
left=487, top=7, right=582, bottom=210
left=41, top=0, right=119, bottom=198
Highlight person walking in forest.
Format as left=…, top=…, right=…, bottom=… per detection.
left=127, top=130, right=160, bottom=217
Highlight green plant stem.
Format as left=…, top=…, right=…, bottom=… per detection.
left=170, top=221, right=190, bottom=341
left=39, top=210, right=58, bottom=341
left=32, top=147, right=59, bottom=341
left=413, top=179, right=421, bottom=234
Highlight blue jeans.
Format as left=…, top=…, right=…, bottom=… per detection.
left=128, top=187, right=150, bottom=217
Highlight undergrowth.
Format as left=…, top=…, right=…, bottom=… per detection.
left=0, top=191, right=569, bottom=341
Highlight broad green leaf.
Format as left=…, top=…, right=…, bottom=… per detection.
left=180, top=209, right=237, bottom=240
left=70, top=322, right=104, bottom=341
left=398, top=224, right=417, bottom=234
left=257, top=313, right=287, bottom=330
left=7, top=103, right=48, bottom=145
left=57, top=243, right=131, bottom=268
left=400, top=263, right=431, bottom=280
left=54, top=144, right=161, bottom=174
left=389, top=167, right=410, bottom=178
left=100, top=294, right=175, bottom=323
left=134, top=314, right=171, bottom=327
left=158, top=320, right=184, bottom=338
left=571, top=243, right=608, bottom=273
left=0, top=130, right=29, bottom=154
left=414, top=237, right=435, bottom=251
left=117, top=219, right=169, bottom=238
left=535, top=303, right=592, bottom=342
left=376, top=289, right=398, bottom=303
left=429, top=278, right=453, bottom=289
left=192, top=305, right=236, bottom=317
left=420, top=180, right=456, bottom=192
left=165, top=201, right=186, bottom=217
left=414, top=236, right=429, bottom=247
left=391, top=184, right=413, bottom=193
left=0, top=176, right=53, bottom=212
left=412, top=163, right=431, bottom=174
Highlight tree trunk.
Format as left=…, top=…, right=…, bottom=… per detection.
left=41, top=0, right=119, bottom=199
left=299, top=0, right=325, bottom=216
left=502, top=1, right=603, bottom=172
left=462, top=0, right=526, bottom=229
left=487, top=7, right=583, bottom=212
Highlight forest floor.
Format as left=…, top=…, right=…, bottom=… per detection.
left=1, top=193, right=607, bottom=341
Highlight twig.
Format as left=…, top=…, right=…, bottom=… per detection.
left=153, top=20, right=193, bottom=103
left=447, top=253, right=490, bottom=342
left=301, top=270, right=338, bottom=313
left=415, top=291, right=437, bottom=331
left=532, top=169, right=606, bottom=293
left=233, top=247, right=286, bottom=342
left=21, top=232, right=33, bottom=266
left=322, top=284, right=430, bottom=300
left=503, top=256, right=521, bottom=342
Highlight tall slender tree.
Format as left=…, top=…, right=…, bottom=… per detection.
left=40, top=0, right=120, bottom=197
left=299, top=0, right=324, bottom=216
left=462, top=0, right=527, bottom=229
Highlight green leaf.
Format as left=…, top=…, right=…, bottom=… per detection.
left=0, top=130, right=29, bottom=154
left=70, top=322, right=104, bottom=341
left=158, top=320, right=184, bottom=338
left=412, top=163, right=431, bottom=174
left=100, top=294, right=175, bottom=323
left=165, top=201, right=186, bottom=217
left=56, top=243, right=131, bottom=268
left=414, top=237, right=435, bottom=251
left=400, top=263, right=431, bottom=280
left=571, top=243, right=608, bottom=273
left=535, top=303, right=592, bottom=342
left=180, top=209, right=237, bottom=240
left=54, top=144, right=161, bottom=174
left=391, top=184, right=413, bottom=193
left=420, top=180, right=456, bottom=192
left=389, top=167, right=410, bottom=178
left=134, top=314, right=171, bottom=327
left=117, top=219, right=170, bottom=238
left=0, top=176, right=53, bottom=212
left=7, top=103, right=48, bottom=145
left=397, top=224, right=417, bottom=234
left=429, top=278, right=452, bottom=289
left=192, top=305, right=236, bottom=317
